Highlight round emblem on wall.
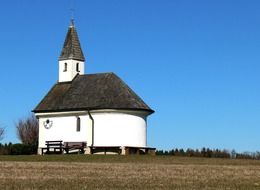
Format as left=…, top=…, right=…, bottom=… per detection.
left=43, top=119, right=53, bottom=129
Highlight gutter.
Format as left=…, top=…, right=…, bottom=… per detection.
left=88, top=110, right=94, bottom=147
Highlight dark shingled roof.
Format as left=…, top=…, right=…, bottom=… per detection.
left=59, top=20, right=85, bottom=61
left=33, top=73, right=154, bottom=114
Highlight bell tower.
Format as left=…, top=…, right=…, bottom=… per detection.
left=58, top=19, right=85, bottom=82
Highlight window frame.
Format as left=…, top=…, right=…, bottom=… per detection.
left=76, top=63, right=80, bottom=72
left=76, top=116, right=81, bottom=132
left=63, top=63, right=67, bottom=72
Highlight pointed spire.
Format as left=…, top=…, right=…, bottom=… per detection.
left=59, top=20, right=85, bottom=61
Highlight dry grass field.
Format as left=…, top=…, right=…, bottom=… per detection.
left=0, top=155, right=260, bottom=190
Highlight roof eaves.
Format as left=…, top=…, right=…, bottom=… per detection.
left=33, top=107, right=154, bottom=114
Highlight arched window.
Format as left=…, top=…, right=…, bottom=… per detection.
left=76, top=116, right=80, bottom=132
left=63, top=63, right=67, bottom=72
left=76, top=63, right=80, bottom=72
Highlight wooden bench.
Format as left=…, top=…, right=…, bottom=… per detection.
left=90, top=146, right=121, bottom=155
left=42, top=140, right=63, bottom=155
left=63, top=142, right=87, bottom=154
left=124, top=146, right=156, bottom=155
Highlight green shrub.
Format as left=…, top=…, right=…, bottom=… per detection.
left=10, top=143, right=37, bottom=155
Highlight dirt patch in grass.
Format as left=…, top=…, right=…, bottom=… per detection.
left=0, top=156, right=260, bottom=189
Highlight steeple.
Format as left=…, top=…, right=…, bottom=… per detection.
left=59, top=19, right=85, bottom=61
left=58, top=20, right=85, bottom=82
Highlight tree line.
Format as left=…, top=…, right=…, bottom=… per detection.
left=0, top=115, right=260, bottom=158
left=156, top=148, right=260, bottom=160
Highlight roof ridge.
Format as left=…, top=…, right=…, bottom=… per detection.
left=78, top=72, right=115, bottom=77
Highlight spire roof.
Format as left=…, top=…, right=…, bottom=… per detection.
left=59, top=20, right=85, bottom=61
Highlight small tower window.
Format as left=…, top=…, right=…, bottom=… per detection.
left=76, top=116, right=81, bottom=132
left=63, top=63, right=67, bottom=72
left=76, top=63, right=80, bottom=72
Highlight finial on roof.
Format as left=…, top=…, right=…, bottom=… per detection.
left=69, top=6, right=75, bottom=28
left=70, top=18, right=75, bottom=27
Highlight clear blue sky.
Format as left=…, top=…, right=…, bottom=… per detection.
left=0, top=0, right=259, bottom=152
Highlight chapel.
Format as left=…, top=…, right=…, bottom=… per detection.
left=33, top=20, right=155, bottom=155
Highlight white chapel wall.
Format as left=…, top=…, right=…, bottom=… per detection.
left=92, top=111, right=147, bottom=147
left=37, top=110, right=148, bottom=150
left=38, top=114, right=91, bottom=148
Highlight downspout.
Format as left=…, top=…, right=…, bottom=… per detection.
left=88, top=110, right=94, bottom=147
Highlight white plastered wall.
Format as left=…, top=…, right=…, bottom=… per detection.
left=36, top=110, right=149, bottom=150
left=37, top=113, right=92, bottom=148
left=91, top=111, right=147, bottom=147
left=58, top=60, right=84, bottom=82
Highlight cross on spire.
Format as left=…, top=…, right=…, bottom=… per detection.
left=70, top=7, right=75, bottom=26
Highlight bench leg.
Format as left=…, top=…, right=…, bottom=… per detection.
left=63, top=148, right=68, bottom=154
